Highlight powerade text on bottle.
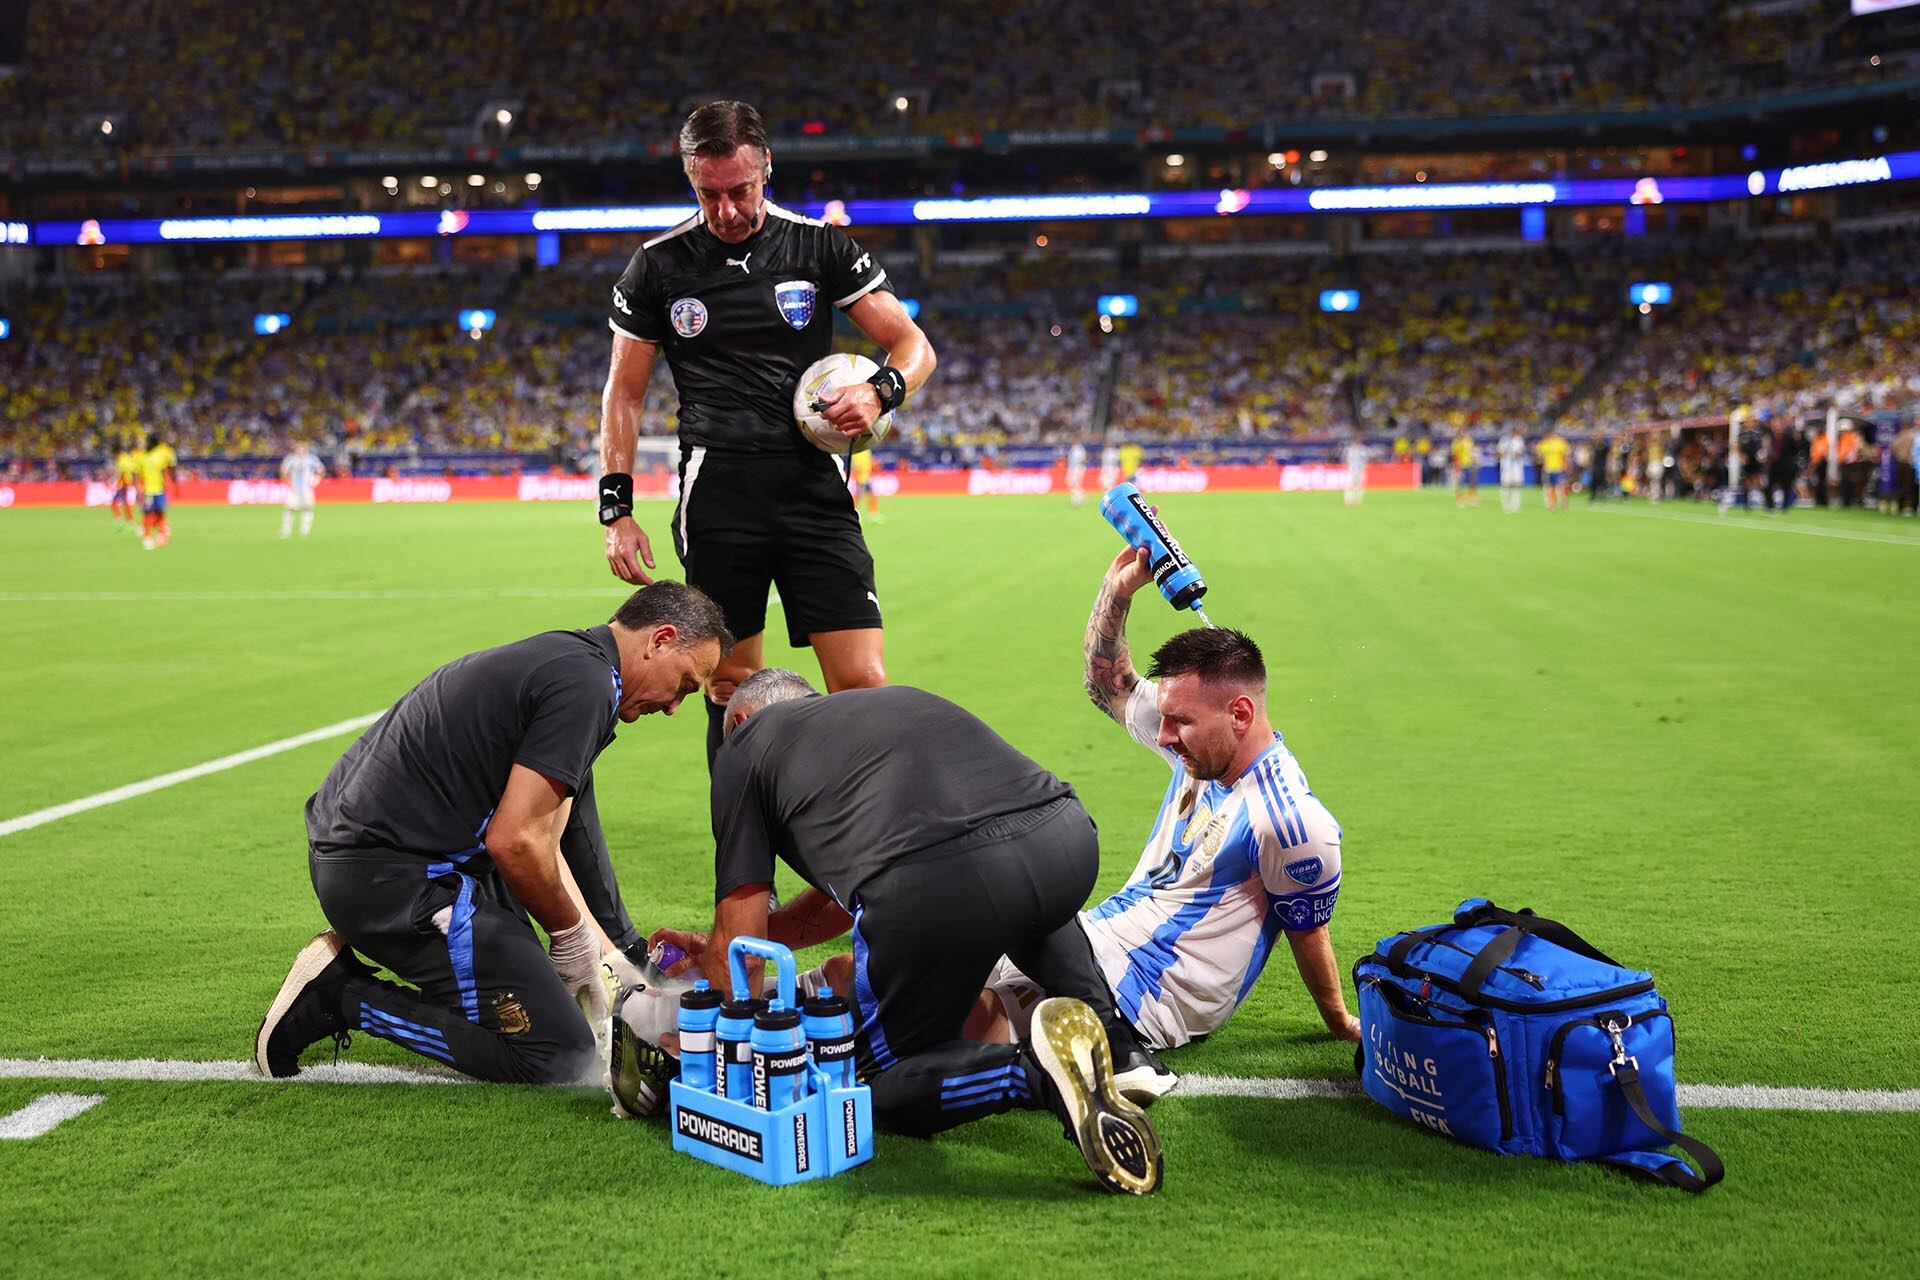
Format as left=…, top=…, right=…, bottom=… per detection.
left=750, top=1005, right=810, bottom=1111
left=717, top=997, right=765, bottom=1103
left=1099, top=482, right=1209, bottom=614
left=675, top=981, right=722, bottom=1093
left=801, top=988, right=857, bottom=1091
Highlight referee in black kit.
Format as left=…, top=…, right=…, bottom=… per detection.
left=597, top=100, right=936, bottom=765
left=650, top=670, right=1165, bottom=1195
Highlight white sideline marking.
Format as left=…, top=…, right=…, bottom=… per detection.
left=0, top=1092, right=105, bottom=1139
left=0, top=713, right=383, bottom=840
left=1, top=1060, right=1917, bottom=1112
left=1594, top=506, right=1920, bottom=548
left=0, top=587, right=622, bottom=603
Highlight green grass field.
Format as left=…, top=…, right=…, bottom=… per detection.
left=2, top=491, right=1917, bottom=1278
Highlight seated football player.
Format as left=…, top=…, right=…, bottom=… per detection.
left=735, top=547, right=1357, bottom=1102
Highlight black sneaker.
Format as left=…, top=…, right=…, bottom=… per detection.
left=1111, top=1039, right=1180, bottom=1105
left=255, top=930, right=359, bottom=1078
left=1028, top=997, right=1164, bottom=1195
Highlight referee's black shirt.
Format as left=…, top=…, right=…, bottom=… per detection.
left=608, top=202, right=891, bottom=454
left=709, top=687, right=1076, bottom=906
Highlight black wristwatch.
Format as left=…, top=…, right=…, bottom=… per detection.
left=598, top=472, right=634, bottom=526
left=867, top=365, right=907, bottom=414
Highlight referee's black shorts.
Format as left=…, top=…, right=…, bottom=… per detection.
left=672, top=445, right=881, bottom=648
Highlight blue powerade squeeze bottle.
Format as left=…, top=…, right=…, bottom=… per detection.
left=1099, top=482, right=1214, bottom=624
left=802, top=988, right=857, bottom=1091
left=675, top=981, right=722, bottom=1092
left=717, top=998, right=765, bottom=1103
left=750, top=1005, right=811, bottom=1111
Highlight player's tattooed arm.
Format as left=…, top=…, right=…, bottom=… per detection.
left=768, top=887, right=854, bottom=949
left=1084, top=570, right=1141, bottom=723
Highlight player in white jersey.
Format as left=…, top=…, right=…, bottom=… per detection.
left=979, top=547, right=1355, bottom=1052
left=1343, top=436, right=1371, bottom=507
left=1497, top=427, right=1528, bottom=514
left=1067, top=439, right=1090, bottom=507
left=279, top=441, right=326, bottom=538
left=1098, top=443, right=1121, bottom=493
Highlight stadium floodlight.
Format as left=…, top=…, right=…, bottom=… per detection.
left=1165, top=154, right=1185, bottom=168
left=1309, top=149, right=1329, bottom=163
left=460, top=309, right=497, bottom=332
left=1267, top=152, right=1285, bottom=167
left=420, top=176, right=438, bottom=188
left=900, top=298, right=921, bottom=319
left=0, top=318, right=11, bottom=340
left=1628, top=282, right=1673, bottom=305
left=1097, top=294, right=1139, bottom=317
left=253, top=313, right=292, bottom=336
left=894, top=96, right=910, bottom=111
left=100, top=120, right=114, bottom=136
left=525, top=173, right=542, bottom=189
left=495, top=108, right=513, bottom=126
left=467, top=174, right=485, bottom=187
left=1319, top=289, right=1359, bottom=313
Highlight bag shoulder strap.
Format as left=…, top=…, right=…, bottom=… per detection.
left=1457, top=900, right=1622, bottom=968
left=1602, top=1063, right=1726, bottom=1193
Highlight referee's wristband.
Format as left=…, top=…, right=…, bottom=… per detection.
left=866, top=366, right=907, bottom=414
left=597, top=473, right=634, bottom=526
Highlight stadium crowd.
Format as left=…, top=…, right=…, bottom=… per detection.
left=4, top=225, right=1917, bottom=480
left=0, top=0, right=1850, bottom=154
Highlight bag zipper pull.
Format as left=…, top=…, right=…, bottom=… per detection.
left=1484, top=1027, right=1500, bottom=1058
left=1544, top=1060, right=1557, bottom=1090
left=1419, top=977, right=1432, bottom=1000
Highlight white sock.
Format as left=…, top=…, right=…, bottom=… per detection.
left=280, top=510, right=293, bottom=538
left=299, top=510, right=314, bottom=537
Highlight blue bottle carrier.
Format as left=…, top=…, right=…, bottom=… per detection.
left=668, top=938, right=874, bottom=1186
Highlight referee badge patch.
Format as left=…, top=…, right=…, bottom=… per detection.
left=670, top=297, right=709, bottom=338
left=775, top=280, right=817, bottom=330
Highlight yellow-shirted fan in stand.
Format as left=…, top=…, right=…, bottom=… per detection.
left=793, top=353, right=896, bottom=454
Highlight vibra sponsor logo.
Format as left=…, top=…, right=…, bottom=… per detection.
left=675, top=1107, right=765, bottom=1162
left=869, top=473, right=901, bottom=498
left=84, top=482, right=116, bottom=508
left=967, top=469, right=1055, bottom=496
left=517, top=475, right=598, bottom=502
left=372, top=477, right=453, bottom=504
left=0, top=486, right=13, bottom=508
left=1134, top=467, right=1210, bottom=494
left=227, top=480, right=291, bottom=505
left=1278, top=464, right=1350, bottom=492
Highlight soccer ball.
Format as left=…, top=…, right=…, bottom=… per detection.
left=793, top=352, right=895, bottom=454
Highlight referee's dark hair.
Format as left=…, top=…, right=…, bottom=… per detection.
left=610, top=581, right=735, bottom=656
left=679, top=101, right=770, bottom=167
left=1147, top=628, right=1265, bottom=690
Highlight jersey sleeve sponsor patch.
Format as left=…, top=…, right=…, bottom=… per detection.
left=826, top=227, right=889, bottom=309
left=1270, top=881, right=1339, bottom=931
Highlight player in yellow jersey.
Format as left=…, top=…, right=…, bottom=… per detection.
left=1118, top=441, right=1144, bottom=485
left=110, top=437, right=140, bottom=532
left=1535, top=430, right=1571, bottom=510
left=849, top=447, right=883, bottom=523
left=138, top=432, right=178, bottom=549
left=1450, top=431, right=1478, bottom=508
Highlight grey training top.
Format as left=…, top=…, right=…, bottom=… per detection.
left=710, top=686, right=1076, bottom=907
left=307, top=627, right=622, bottom=865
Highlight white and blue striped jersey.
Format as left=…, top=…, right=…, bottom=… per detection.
left=280, top=451, right=324, bottom=501
left=1080, top=678, right=1343, bottom=1050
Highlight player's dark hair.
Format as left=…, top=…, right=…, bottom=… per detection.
left=610, top=581, right=735, bottom=656
left=146, top=432, right=163, bottom=449
left=1147, top=628, right=1266, bottom=690
left=679, top=101, right=770, bottom=168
